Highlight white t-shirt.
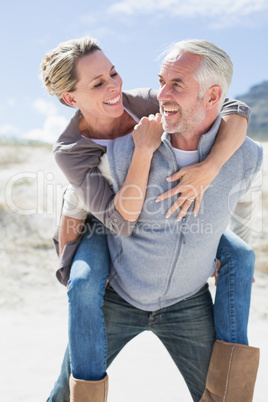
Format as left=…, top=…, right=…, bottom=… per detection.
left=62, top=152, right=112, bottom=220
left=172, top=148, right=199, bottom=168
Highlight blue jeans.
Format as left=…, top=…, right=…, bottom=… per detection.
left=47, top=227, right=255, bottom=401
left=215, top=229, right=255, bottom=345
left=67, top=219, right=110, bottom=381
left=47, top=284, right=215, bottom=402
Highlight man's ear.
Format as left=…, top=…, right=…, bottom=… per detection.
left=205, top=85, right=222, bottom=109
left=61, top=91, right=77, bottom=107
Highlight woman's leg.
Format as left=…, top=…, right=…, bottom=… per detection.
left=67, top=219, right=110, bottom=381
left=201, top=230, right=259, bottom=401
left=46, top=285, right=148, bottom=401
left=215, top=228, right=255, bottom=345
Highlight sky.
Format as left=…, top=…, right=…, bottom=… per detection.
left=0, top=0, right=268, bottom=143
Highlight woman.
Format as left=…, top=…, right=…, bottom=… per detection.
left=41, top=37, right=255, bottom=401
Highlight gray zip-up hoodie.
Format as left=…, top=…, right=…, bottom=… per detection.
left=53, top=88, right=252, bottom=285
left=107, top=115, right=263, bottom=311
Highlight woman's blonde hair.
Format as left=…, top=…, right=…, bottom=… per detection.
left=40, top=36, right=101, bottom=106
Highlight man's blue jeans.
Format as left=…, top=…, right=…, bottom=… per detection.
left=47, top=283, right=215, bottom=402
left=47, top=226, right=255, bottom=401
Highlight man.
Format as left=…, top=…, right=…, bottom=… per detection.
left=48, top=40, right=262, bottom=401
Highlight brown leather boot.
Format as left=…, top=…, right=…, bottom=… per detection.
left=200, top=340, right=259, bottom=402
left=69, top=373, right=108, bottom=402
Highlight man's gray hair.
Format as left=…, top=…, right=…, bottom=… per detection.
left=163, top=39, right=233, bottom=109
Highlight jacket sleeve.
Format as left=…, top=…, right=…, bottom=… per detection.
left=220, top=98, right=251, bottom=122
left=54, top=139, right=136, bottom=237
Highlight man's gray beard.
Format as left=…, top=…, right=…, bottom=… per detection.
left=161, top=111, right=182, bottom=135
left=161, top=99, right=206, bottom=135
left=162, top=119, right=183, bottom=135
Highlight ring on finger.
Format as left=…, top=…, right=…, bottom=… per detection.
left=187, top=197, right=195, bottom=202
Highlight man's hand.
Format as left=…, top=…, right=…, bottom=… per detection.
left=211, top=259, right=221, bottom=286
left=211, top=259, right=255, bottom=286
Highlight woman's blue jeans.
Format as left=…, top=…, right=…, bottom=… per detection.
left=67, top=219, right=110, bottom=381
left=215, top=228, right=255, bottom=345
left=47, top=226, right=255, bottom=401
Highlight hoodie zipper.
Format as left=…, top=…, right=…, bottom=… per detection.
left=158, top=140, right=193, bottom=306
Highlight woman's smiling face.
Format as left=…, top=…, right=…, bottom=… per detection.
left=65, top=50, right=124, bottom=119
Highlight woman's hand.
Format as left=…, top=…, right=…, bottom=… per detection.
left=156, top=158, right=220, bottom=220
left=114, top=114, right=163, bottom=222
left=132, top=113, right=163, bottom=155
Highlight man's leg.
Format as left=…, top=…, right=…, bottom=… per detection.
left=46, top=347, right=71, bottom=402
left=103, top=285, right=150, bottom=367
left=152, top=284, right=215, bottom=402
left=215, top=229, right=255, bottom=345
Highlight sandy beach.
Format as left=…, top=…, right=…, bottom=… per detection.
left=0, top=142, right=267, bottom=401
